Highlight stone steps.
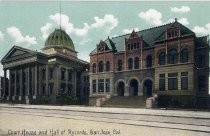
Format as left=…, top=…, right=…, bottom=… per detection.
left=102, top=96, right=146, bottom=108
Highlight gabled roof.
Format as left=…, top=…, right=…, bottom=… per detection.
left=90, top=20, right=195, bottom=54
left=1, top=45, right=46, bottom=63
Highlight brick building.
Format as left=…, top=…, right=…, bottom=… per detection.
left=89, top=19, right=209, bottom=107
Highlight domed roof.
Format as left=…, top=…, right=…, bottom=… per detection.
left=45, top=29, right=75, bottom=50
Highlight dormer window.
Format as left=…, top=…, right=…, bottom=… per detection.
left=127, top=42, right=141, bottom=50
left=167, top=28, right=179, bottom=38
left=98, top=46, right=104, bottom=52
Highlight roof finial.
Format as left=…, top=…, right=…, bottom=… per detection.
left=175, top=18, right=177, bottom=22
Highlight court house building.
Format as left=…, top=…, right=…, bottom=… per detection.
left=1, top=29, right=88, bottom=104
left=89, top=19, right=209, bottom=107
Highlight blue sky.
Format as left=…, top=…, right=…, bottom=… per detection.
left=0, top=1, right=210, bottom=78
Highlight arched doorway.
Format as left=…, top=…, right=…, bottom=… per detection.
left=117, top=82, right=125, bottom=96
left=144, top=80, right=153, bottom=97
left=129, top=79, right=138, bottom=96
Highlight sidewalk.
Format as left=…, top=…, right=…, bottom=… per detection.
left=0, top=103, right=210, bottom=119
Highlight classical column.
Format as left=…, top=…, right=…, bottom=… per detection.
left=27, top=67, right=30, bottom=97
left=19, top=69, right=23, bottom=100
left=38, top=67, right=42, bottom=96
left=74, top=71, right=77, bottom=96
left=56, top=66, right=61, bottom=95
left=45, top=65, right=49, bottom=95
left=34, top=63, right=38, bottom=99
left=13, top=70, right=17, bottom=100
left=3, top=69, right=6, bottom=99
left=8, top=70, right=11, bottom=100
left=65, top=68, right=68, bottom=92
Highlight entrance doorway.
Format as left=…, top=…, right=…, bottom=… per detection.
left=129, top=79, right=138, bottom=96
left=144, top=80, right=153, bottom=97
left=117, top=82, right=125, bottom=96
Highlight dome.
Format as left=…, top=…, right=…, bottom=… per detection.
left=45, top=29, right=75, bottom=51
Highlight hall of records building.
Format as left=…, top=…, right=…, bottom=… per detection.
left=1, top=29, right=89, bottom=104
left=89, top=19, right=209, bottom=107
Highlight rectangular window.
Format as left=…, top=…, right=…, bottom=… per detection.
left=68, top=84, right=72, bottom=94
left=92, top=80, right=96, bottom=93
left=42, top=84, right=46, bottom=95
left=61, top=69, right=65, bottom=80
left=181, top=72, right=188, bottom=90
left=49, top=84, right=54, bottom=95
left=42, top=69, right=46, bottom=80
left=105, top=79, right=110, bottom=92
left=159, top=74, right=165, bottom=91
left=137, top=42, right=140, bottom=49
left=98, top=79, right=104, bottom=92
left=68, top=70, right=72, bottom=81
left=168, top=73, right=178, bottom=90
left=49, top=68, right=53, bottom=80
left=60, top=83, right=66, bottom=92
left=198, top=76, right=206, bottom=91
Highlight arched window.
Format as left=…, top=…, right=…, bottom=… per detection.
left=106, top=61, right=110, bottom=72
left=92, top=63, right=96, bottom=73
left=159, top=52, right=165, bottom=65
left=128, top=58, right=133, bottom=70
left=168, top=49, right=177, bottom=64
left=180, top=49, right=188, bottom=63
left=134, top=57, right=139, bottom=69
left=146, top=55, right=152, bottom=67
left=98, top=61, right=103, bottom=72
left=117, top=60, right=122, bottom=71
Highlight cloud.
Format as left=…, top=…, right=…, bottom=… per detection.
left=178, top=18, right=189, bottom=25
left=168, top=18, right=189, bottom=25
left=138, top=9, right=162, bottom=26
left=7, top=26, right=37, bottom=46
left=41, top=13, right=118, bottom=39
left=171, top=6, right=190, bottom=13
left=122, top=27, right=139, bottom=34
left=88, top=14, right=118, bottom=34
left=192, top=23, right=210, bottom=36
left=78, top=38, right=93, bottom=46
left=0, top=31, right=4, bottom=41
left=40, top=23, right=52, bottom=40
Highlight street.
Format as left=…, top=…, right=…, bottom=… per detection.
left=0, top=104, right=210, bottom=136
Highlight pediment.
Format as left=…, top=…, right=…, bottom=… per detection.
left=9, top=49, right=27, bottom=58
left=1, top=46, right=36, bottom=63
left=97, top=40, right=109, bottom=52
